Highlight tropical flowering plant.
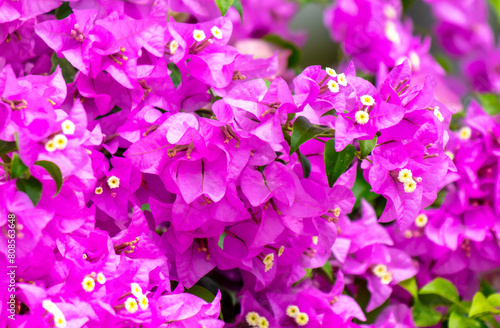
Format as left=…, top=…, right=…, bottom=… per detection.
left=0, top=0, right=499, bottom=327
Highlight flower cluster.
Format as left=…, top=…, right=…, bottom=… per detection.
left=1, top=1, right=499, bottom=328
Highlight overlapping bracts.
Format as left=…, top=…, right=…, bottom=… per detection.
left=0, top=1, right=499, bottom=327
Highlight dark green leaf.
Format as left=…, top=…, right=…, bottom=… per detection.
left=167, top=62, right=182, bottom=88
left=324, top=140, right=355, bottom=187
left=469, top=292, right=500, bottom=318
left=215, top=0, right=235, bottom=15
left=321, top=109, right=337, bottom=117
left=232, top=0, right=243, bottom=19
left=95, top=106, right=123, bottom=120
left=359, top=135, right=377, bottom=158
left=11, top=154, right=28, bottom=179
left=434, top=53, right=455, bottom=74
left=185, top=285, right=216, bottom=303
left=297, top=151, right=311, bottom=178
left=16, top=176, right=43, bottom=206
left=35, top=161, right=63, bottom=196
left=489, top=0, right=500, bottom=22
left=320, top=260, right=333, bottom=283
left=400, top=277, right=418, bottom=299
left=141, top=203, right=151, bottom=212
left=55, top=2, right=73, bottom=20
left=50, top=52, right=76, bottom=83
left=262, top=34, right=301, bottom=68
left=412, top=300, right=442, bottom=327
left=289, top=116, right=326, bottom=155
left=420, top=278, right=459, bottom=304
left=0, top=140, right=17, bottom=155
left=402, top=0, right=416, bottom=11
left=477, top=93, right=500, bottom=116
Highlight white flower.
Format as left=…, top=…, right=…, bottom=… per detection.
left=193, top=29, right=206, bottom=42
left=372, top=264, right=388, bottom=278
left=169, top=40, right=179, bottom=55
left=327, top=80, right=339, bottom=93
left=360, top=95, right=375, bottom=106
left=404, top=179, right=417, bottom=193
left=337, top=73, right=347, bottom=86
left=211, top=26, right=222, bottom=39
left=295, top=312, right=309, bottom=326
left=45, top=139, right=56, bottom=152
left=54, top=313, right=67, bottom=328
left=61, top=120, right=75, bottom=135
left=415, top=214, right=428, bottom=228
left=409, top=51, right=421, bottom=71
left=459, top=126, right=471, bottom=140
left=325, top=67, right=337, bottom=77
left=286, top=305, right=300, bottom=318
left=245, top=312, right=260, bottom=326
left=383, top=5, right=397, bottom=19
left=385, top=22, right=400, bottom=44
left=82, top=276, right=95, bottom=292
left=124, top=297, right=138, bottom=314
left=258, top=317, right=269, bottom=328
left=263, top=253, right=274, bottom=265
left=53, top=134, right=68, bottom=150
left=130, top=282, right=143, bottom=298
left=138, top=294, right=149, bottom=310
left=433, top=106, right=444, bottom=122
left=96, top=272, right=106, bottom=284
left=355, top=110, right=369, bottom=124
left=381, top=272, right=393, bottom=285
left=398, top=168, right=413, bottom=183
left=107, top=176, right=120, bottom=189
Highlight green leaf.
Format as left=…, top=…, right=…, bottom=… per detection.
left=487, top=293, right=500, bottom=307
left=448, top=311, right=485, bottom=328
left=297, top=150, right=311, bottom=178
left=50, top=52, right=76, bottom=83
left=262, top=34, right=301, bottom=68
left=412, top=300, right=442, bottom=327
left=0, top=140, right=18, bottom=155
left=434, top=53, right=455, bottom=74
left=321, top=109, right=337, bottom=117
left=34, top=161, right=63, bottom=196
left=359, top=135, right=377, bottom=158
left=324, top=141, right=355, bottom=188
left=489, top=0, right=500, bottom=22
left=469, top=292, right=500, bottom=318
left=477, top=93, right=500, bottom=116
left=185, top=285, right=216, bottom=303
left=215, top=0, right=235, bottom=15
left=399, top=277, right=418, bottom=299
left=482, top=314, right=500, bottom=328
left=320, top=260, right=333, bottom=283
left=141, top=203, right=151, bottom=212
left=95, top=106, right=122, bottom=120
left=402, top=0, right=416, bottom=11
left=232, top=0, right=243, bottom=19
left=218, top=232, right=227, bottom=249
left=55, top=2, right=73, bottom=20
left=419, top=278, right=459, bottom=304
left=11, top=154, right=28, bottom=179
left=16, top=176, right=43, bottom=206
left=167, top=62, right=182, bottom=88
left=289, top=117, right=326, bottom=155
